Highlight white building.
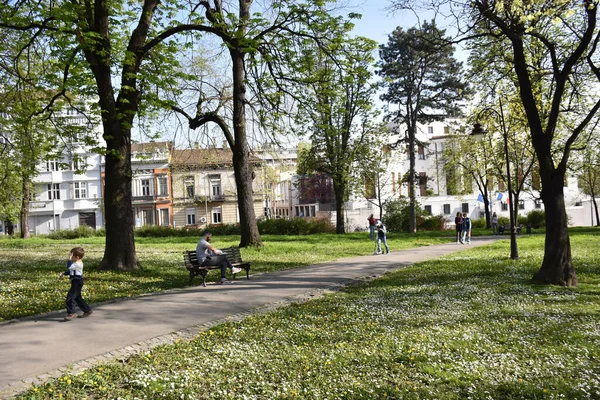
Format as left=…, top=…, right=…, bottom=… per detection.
left=259, top=119, right=595, bottom=230
left=28, top=113, right=104, bottom=234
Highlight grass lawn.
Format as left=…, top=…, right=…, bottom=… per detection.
left=0, top=231, right=450, bottom=321
left=13, top=229, right=600, bottom=399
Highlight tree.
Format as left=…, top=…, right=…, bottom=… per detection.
left=0, top=29, right=95, bottom=239
left=392, top=0, right=600, bottom=286
left=166, top=1, right=355, bottom=245
left=378, top=20, right=468, bottom=233
left=294, top=36, right=379, bottom=233
left=352, top=130, right=394, bottom=220
left=470, top=0, right=600, bottom=286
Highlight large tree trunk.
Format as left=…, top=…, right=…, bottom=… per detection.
left=334, top=179, right=346, bottom=234
left=532, top=175, right=577, bottom=286
left=20, top=179, right=30, bottom=239
left=99, top=122, right=138, bottom=270
left=483, top=190, right=491, bottom=229
left=231, top=48, right=261, bottom=247
left=408, top=127, right=417, bottom=233
left=592, top=193, right=600, bottom=226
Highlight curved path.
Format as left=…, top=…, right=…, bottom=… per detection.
left=0, top=238, right=499, bottom=399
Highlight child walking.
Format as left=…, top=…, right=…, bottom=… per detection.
left=376, top=221, right=390, bottom=254
left=59, top=247, right=93, bottom=321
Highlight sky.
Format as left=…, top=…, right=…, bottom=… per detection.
left=344, top=0, right=469, bottom=62
left=346, top=0, right=409, bottom=46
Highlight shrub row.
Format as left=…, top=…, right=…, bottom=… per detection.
left=43, top=217, right=336, bottom=239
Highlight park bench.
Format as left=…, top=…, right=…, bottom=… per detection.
left=183, top=247, right=251, bottom=287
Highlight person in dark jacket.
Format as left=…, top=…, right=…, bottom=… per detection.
left=59, top=247, right=93, bottom=321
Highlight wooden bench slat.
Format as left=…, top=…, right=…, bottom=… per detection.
left=183, top=247, right=251, bottom=287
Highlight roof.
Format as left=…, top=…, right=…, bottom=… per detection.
left=131, top=141, right=173, bottom=154
left=171, top=148, right=262, bottom=167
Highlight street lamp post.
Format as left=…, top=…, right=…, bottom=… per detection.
left=471, top=120, right=519, bottom=260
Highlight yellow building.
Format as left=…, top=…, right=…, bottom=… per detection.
left=170, top=148, right=264, bottom=228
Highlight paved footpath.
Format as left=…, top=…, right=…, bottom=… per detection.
left=0, top=238, right=499, bottom=399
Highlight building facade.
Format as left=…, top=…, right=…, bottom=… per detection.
left=28, top=114, right=104, bottom=235
left=130, top=142, right=174, bottom=228
left=170, top=148, right=264, bottom=229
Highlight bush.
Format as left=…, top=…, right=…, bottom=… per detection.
left=526, top=210, right=546, bottom=228
left=135, top=225, right=187, bottom=238
left=46, top=225, right=99, bottom=240
left=517, top=215, right=528, bottom=226
left=258, top=217, right=335, bottom=235
left=383, top=198, right=426, bottom=232
left=419, top=215, right=446, bottom=231
left=498, top=216, right=510, bottom=227
left=471, top=218, right=486, bottom=229
left=205, top=223, right=241, bottom=236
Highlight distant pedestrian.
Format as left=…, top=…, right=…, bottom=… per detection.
left=59, top=247, right=93, bottom=321
left=461, top=213, right=472, bottom=244
left=376, top=220, right=390, bottom=254
left=368, top=214, right=376, bottom=240
left=491, top=212, right=499, bottom=235
left=455, top=212, right=463, bottom=243
left=196, top=230, right=241, bottom=284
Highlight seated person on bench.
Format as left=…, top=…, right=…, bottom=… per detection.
left=196, top=230, right=241, bottom=284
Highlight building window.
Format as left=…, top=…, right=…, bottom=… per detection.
left=444, top=126, right=450, bottom=134
left=73, top=182, right=87, bottom=199
left=501, top=202, right=508, bottom=211
left=419, top=172, right=427, bottom=196
left=443, top=204, right=451, bottom=214
left=424, top=205, right=432, bottom=215
left=157, top=175, right=168, bottom=196
left=498, top=181, right=505, bottom=191
left=186, top=208, right=196, bottom=225
left=417, top=145, right=425, bottom=160
left=427, top=126, right=434, bottom=135
left=48, top=183, right=60, bottom=200
left=159, top=208, right=170, bottom=226
left=72, top=157, right=86, bottom=172
left=212, top=207, right=222, bottom=224
left=462, top=203, right=469, bottom=213
left=141, top=179, right=151, bottom=196
left=519, top=200, right=525, bottom=210
left=210, top=175, right=222, bottom=199
left=184, top=177, right=194, bottom=198
left=46, top=160, right=59, bottom=172
left=575, top=201, right=582, bottom=207
left=535, top=199, right=542, bottom=209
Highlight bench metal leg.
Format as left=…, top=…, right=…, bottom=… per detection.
left=200, top=269, right=208, bottom=287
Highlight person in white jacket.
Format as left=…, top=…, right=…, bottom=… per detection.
left=376, top=221, right=390, bottom=254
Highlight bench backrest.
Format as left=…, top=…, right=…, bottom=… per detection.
left=183, top=248, right=244, bottom=270
left=183, top=250, right=199, bottom=270
left=222, top=247, right=244, bottom=264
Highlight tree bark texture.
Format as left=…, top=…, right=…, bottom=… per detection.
left=99, top=121, right=138, bottom=270
left=408, top=126, right=417, bottom=233
left=334, top=179, right=346, bottom=234
left=231, top=48, right=262, bottom=247
left=20, top=179, right=30, bottom=239
left=532, top=175, right=577, bottom=286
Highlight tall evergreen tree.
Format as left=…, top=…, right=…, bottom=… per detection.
left=378, top=20, right=468, bottom=233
